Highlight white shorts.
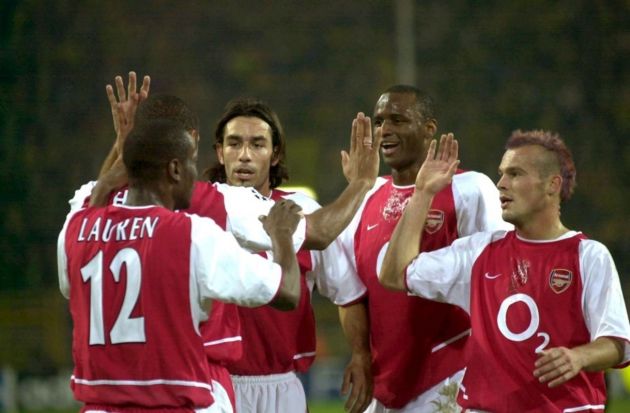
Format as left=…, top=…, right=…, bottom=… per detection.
left=364, top=369, right=465, bottom=413
left=231, top=371, right=306, bottom=413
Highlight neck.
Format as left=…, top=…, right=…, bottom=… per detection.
left=125, top=185, right=171, bottom=210
left=391, top=163, right=422, bottom=186
left=515, top=215, right=568, bottom=240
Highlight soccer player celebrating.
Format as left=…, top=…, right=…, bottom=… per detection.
left=203, top=97, right=372, bottom=413
left=335, top=85, right=511, bottom=412
left=379, top=131, right=630, bottom=412
left=57, top=119, right=303, bottom=412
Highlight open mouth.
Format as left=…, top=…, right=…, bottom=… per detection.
left=499, top=195, right=512, bottom=209
left=234, top=168, right=255, bottom=180
left=380, top=141, right=399, bottom=156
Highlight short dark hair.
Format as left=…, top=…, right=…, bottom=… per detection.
left=203, top=97, right=289, bottom=189
left=123, top=119, right=192, bottom=185
left=382, top=85, right=437, bottom=121
left=506, top=130, right=577, bottom=202
left=135, top=94, right=199, bottom=133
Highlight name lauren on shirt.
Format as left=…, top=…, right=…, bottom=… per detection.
left=77, top=216, right=160, bottom=242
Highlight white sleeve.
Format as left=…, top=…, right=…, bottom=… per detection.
left=325, top=180, right=387, bottom=304
left=189, top=214, right=283, bottom=307
left=69, top=181, right=96, bottom=213
left=311, top=238, right=367, bottom=305
left=406, top=231, right=498, bottom=313
left=58, top=183, right=95, bottom=299
left=217, top=183, right=306, bottom=252
left=452, top=171, right=512, bottom=236
left=279, top=190, right=367, bottom=304
left=580, top=239, right=630, bottom=364
left=57, top=216, right=72, bottom=299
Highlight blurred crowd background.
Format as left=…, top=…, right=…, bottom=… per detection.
left=1, top=1, right=628, bottom=410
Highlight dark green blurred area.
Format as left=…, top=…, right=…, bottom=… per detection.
left=0, top=0, right=628, bottom=385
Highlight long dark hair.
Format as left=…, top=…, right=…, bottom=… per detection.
left=203, top=97, right=289, bottom=189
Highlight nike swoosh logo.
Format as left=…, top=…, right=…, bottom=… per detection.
left=367, top=224, right=379, bottom=231
left=484, top=272, right=502, bottom=279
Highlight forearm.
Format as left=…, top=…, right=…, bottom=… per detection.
left=304, top=179, right=372, bottom=250
left=575, top=337, right=625, bottom=372
left=98, top=144, right=119, bottom=179
left=90, top=158, right=127, bottom=207
left=339, top=302, right=371, bottom=356
left=268, top=230, right=300, bottom=311
left=379, top=191, right=433, bottom=291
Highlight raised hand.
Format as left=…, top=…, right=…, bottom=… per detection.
left=414, top=133, right=459, bottom=195
left=106, top=71, right=151, bottom=155
left=341, top=112, right=382, bottom=186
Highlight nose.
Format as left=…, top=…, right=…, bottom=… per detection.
left=238, top=145, right=251, bottom=161
left=379, top=120, right=394, bottom=137
left=496, top=174, right=507, bottom=190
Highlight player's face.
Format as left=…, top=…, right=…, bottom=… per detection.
left=174, top=133, right=198, bottom=210
left=497, top=145, right=551, bottom=227
left=373, top=92, right=436, bottom=173
left=217, top=116, right=277, bottom=196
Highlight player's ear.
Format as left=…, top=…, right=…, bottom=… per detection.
left=547, top=175, right=562, bottom=197
left=424, top=118, right=437, bottom=136
left=271, top=146, right=281, bottom=167
left=167, top=158, right=182, bottom=183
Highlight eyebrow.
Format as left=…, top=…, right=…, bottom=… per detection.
left=225, top=134, right=268, bottom=141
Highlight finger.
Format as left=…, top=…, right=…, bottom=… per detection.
left=140, top=75, right=151, bottom=100
left=348, top=382, right=364, bottom=413
left=437, top=134, right=449, bottom=161
left=372, top=126, right=383, bottom=154
left=340, top=370, right=350, bottom=395
left=115, top=75, right=125, bottom=102
left=106, top=84, right=117, bottom=108
left=450, top=138, right=459, bottom=163
left=354, top=113, right=365, bottom=154
left=425, top=139, right=437, bottom=162
left=447, top=160, right=460, bottom=177
left=362, top=116, right=372, bottom=147
left=349, top=118, right=357, bottom=155
left=547, top=369, right=576, bottom=388
left=127, top=71, right=137, bottom=98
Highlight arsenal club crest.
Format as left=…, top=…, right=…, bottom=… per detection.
left=549, top=269, right=573, bottom=294
left=424, top=209, right=444, bottom=234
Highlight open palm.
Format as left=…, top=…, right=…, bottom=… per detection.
left=415, top=133, right=460, bottom=195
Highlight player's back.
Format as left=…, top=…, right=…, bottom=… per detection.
left=61, top=204, right=214, bottom=409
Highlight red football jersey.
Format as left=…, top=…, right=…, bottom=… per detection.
left=337, top=172, right=510, bottom=408
left=59, top=185, right=292, bottom=405
left=406, top=230, right=630, bottom=412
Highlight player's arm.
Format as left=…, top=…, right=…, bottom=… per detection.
left=379, top=134, right=459, bottom=291
left=91, top=72, right=150, bottom=206
left=535, top=240, right=630, bottom=387
left=303, top=113, right=381, bottom=250
left=534, top=337, right=625, bottom=388
left=339, top=302, right=373, bottom=413
left=260, top=199, right=303, bottom=310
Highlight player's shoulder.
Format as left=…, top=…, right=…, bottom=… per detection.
left=453, top=169, right=495, bottom=187
left=577, top=235, right=611, bottom=257
left=275, top=188, right=321, bottom=213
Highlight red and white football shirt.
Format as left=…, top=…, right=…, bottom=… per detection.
left=206, top=188, right=365, bottom=376
left=406, top=230, right=630, bottom=412
left=336, top=171, right=510, bottom=408
left=57, top=203, right=284, bottom=410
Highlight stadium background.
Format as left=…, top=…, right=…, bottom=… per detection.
left=1, top=1, right=629, bottom=411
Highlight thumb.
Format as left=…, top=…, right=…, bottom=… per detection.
left=341, top=150, right=349, bottom=166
